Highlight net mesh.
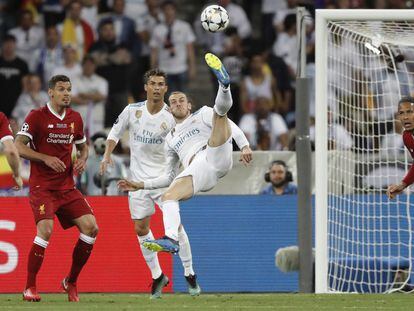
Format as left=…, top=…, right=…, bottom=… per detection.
left=326, top=20, right=414, bottom=293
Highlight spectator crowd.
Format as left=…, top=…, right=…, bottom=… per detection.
left=0, top=0, right=412, bottom=195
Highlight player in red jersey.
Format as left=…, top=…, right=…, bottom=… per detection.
left=387, top=97, right=414, bottom=199
left=15, top=75, right=98, bottom=302
left=0, top=111, right=23, bottom=189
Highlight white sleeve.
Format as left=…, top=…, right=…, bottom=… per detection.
left=233, top=6, right=252, bottom=39
left=185, top=22, right=196, bottom=43
left=99, top=78, right=109, bottom=97
left=107, top=106, right=129, bottom=143
left=229, top=119, right=249, bottom=149
left=200, top=106, right=213, bottom=127
left=149, top=26, right=162, bottom=48
left=143, top=142, right=180, bottom=189
left=271, top=114, right=288, bottom=136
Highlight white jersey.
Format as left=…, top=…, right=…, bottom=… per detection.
left=144, top=106, right=249, bottom=189
left=107, top=101, right=175, bottom=181
left=168, top=106, right=248, bottom=168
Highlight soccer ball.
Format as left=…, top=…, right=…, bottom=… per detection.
left=200, top=5, right=229, bottom=33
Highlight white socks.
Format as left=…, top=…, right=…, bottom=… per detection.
left=178, top=226, right=195, bottom=276
left=138, top=231, right=162, bottom=279
left=34, top=236, right=49, bottom=248
left=79, top=233, right=96, bottom=245
left=161, top=200, right=181, bottom=241
left=213, top=84, right=232, bottom=116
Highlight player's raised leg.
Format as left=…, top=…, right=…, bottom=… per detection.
left=205, top=53, right=232, bottom=147
left=62, top=214, right=98, bottom=302
left=23, top=219, right=54, bottom=302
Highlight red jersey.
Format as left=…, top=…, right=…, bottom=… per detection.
left=402, top=130, right=414, bottom=185
left=17, top=103, right=86, bottom=190
left=0, top=111, right=13, bottom=142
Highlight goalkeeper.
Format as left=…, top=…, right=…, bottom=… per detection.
left=387, top=97, right=414, bottom=199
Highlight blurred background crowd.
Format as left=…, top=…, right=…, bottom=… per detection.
left=0, top=0, right=412, bottom=195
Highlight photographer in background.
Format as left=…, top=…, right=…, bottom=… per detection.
left=260, top=160, right=297, bottom=195
left=80, top=132, right=127, bottom=195
left=239, top=97, right=288, bottom=150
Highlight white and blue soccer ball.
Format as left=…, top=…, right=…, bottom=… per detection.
left=200, top=5, right=229, bottom=33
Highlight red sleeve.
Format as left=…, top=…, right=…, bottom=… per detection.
left=17, top=110, right=38, bottom=141
left=403, top=165, right=414, bottom=186
left=74, top=113, right=86, bottom=144
left=0, top=112, right=13, bottom=142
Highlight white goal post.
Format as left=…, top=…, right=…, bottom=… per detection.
left=315, top=10, right=414, bottom=293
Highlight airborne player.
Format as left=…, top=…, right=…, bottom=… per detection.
left=117, top=53, right=252, bottom=253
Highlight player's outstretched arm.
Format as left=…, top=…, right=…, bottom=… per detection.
left=15, top=135, right=66, bottom=173
left=388, top=164, right=414, bottom=199
left=142, top=146, right=180, bottom=190
left=100, top=139, right=116, bottom=175
left=117, top=179, right=144, bottom=192
left=2, top=139, right=23, bottom=189
left=228, top=119, right=252, bottom=166
left=239, top=145, right=253, bottom=166
left=387, top=182, right=407, bottom=199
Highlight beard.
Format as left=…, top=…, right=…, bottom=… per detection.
left=172, top=109, right=189, bottom=120
left=271, top=180, right=286, bottom=188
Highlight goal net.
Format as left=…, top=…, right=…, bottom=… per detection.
left=315, top=10, right=414, bottom=293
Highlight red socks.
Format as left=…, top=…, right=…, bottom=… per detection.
left=26, top=237, right=48, bottom=289
left=68, top=234, right=96, bottom=284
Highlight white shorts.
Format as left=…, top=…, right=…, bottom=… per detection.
left=175, top=137, right=233, bottom=194
left=128, top=188, right=164, bottom=220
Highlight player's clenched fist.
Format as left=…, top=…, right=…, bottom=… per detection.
left=43, top=155, right=66, bottom=172
left=386, top=182, right=407, bottom=199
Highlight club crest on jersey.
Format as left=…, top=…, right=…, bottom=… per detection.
left=135, top=110, right=142, bottom=119
left=160, top=122, right=168, bottom=131
left=39, top=204, right=45, bottom=215
left=70, top=122, right=75, bottom=133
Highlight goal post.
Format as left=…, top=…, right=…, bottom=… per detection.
left=315, top=9, right=414, bottom=293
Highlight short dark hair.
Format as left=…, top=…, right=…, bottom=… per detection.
left=399, top=96, right=414, bottom=105
left=48, top=75, right=71, bottom=89
left=98, top=18, right=114, bottom=32
left=68, top=0, right=82, bottom=9
left=3, top=34, right=16, bottom=43
left=143, top=69, right=167, bottom=84
left=283, top=13, right=296, bottom=31
left=161, top=0, right=176, bottom=9
left=82, top=54, right=95, bottom=65
left=20, top=9, right=33, bottom=19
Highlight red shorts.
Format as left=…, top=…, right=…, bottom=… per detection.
left=29, top=188, right=94, bottom=229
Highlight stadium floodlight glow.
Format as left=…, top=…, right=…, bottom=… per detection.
left=316, top=9, right=414, bottom=294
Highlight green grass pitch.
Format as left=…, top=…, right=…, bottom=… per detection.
left=1, top=293, right=414, bottom=310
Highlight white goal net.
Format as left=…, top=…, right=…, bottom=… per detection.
left=315, top=10, right=414, bottom=293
